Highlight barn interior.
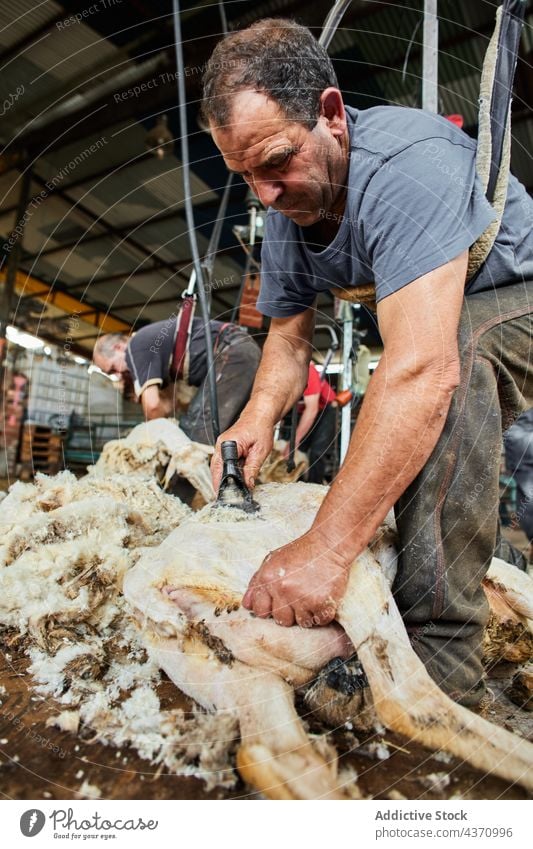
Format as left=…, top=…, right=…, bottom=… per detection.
left=1, top=0, right=533, bottom=804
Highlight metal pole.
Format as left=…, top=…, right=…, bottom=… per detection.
left=422, top=0, right=439, bottom=112
left=339, top=301, right=353, bottom=464
left=319, top=0, right=353, bottom=49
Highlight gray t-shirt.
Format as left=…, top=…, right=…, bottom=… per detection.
left=257, top=105, right=533, bottom=317
left=126, top=317, right=225, bottom=396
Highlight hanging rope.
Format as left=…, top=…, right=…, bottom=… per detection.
left=467, top=0, right=527, bottom=281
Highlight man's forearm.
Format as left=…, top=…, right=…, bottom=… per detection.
left=313, top=355, right=459, bottom=560
left=141, top=389, right=173, bottom=420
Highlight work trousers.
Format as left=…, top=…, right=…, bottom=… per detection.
left=180, top=327, right=261, bottom=446
left=392, top=282, right=533, bottom=705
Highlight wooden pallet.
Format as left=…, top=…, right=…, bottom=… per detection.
left=19, top=424, right=64, bottom=477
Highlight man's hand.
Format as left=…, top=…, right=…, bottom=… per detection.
left=211, top=416, right=274, bottom=491
left=242, top=529, right=351, bottom=627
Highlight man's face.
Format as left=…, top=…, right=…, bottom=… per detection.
left=94, top=341, right=128, bottom=377
left=210, top=90, right=348, bottom=227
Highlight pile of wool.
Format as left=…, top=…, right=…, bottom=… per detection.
left=0, top=470, right=238, bottom=789
left=482, top=557, right=533, bottom=667
left=258, top=440, right=309, bottom=484
left=89, top=418, right=214, bottom=503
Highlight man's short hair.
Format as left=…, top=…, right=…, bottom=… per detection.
left=201, top=18, right=338, bottom=131
left=93, top=333, right=127, bottom=361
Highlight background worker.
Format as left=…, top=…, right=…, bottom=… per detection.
left=284, top=362, right=337, bottom=483
left=93, top=314, right=261, bottom=445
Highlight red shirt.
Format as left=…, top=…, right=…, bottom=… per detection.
left=303, top=363, right=336, bottom=409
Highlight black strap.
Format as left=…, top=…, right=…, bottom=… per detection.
left=487, top=0, right=527, bottom=202
left=171, top=296, right=196, bottom=380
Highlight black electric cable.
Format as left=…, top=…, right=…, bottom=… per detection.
left=198, top=2, right=230, bottom=308
left=172, top=0, right=220, bottom=442
left=202, top=171, right=233, bottom=303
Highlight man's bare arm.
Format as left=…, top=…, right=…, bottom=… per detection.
left=141, top=384, right=174, bottom=420
left=243, top=250, right=468, bottom=626
left=313, top=250, right=467, bottom=559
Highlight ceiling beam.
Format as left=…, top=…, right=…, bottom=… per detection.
left=1, top=268, right=131, bottom=333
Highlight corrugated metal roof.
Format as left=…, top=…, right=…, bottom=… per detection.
left=26, top=21, right=117, bottom=84
left=0, top=0, right=61, bottom=49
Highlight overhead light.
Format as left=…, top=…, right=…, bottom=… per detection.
left=6, top=325, right=44, bottom=350
left=74, top=355, right=87, bottom=365
left=145, top=114, right=173, bottom=159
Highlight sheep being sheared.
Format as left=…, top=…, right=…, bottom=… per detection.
left=124, top=481, right=533, bottom=800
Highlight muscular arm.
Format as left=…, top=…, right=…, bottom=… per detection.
left=314, top=251, right=466, bottom=558
left=211, top=307, right=316, bottom=487
left=140, top=384, right=174, bottom=420
left=243, top=250, right=468, bottom=626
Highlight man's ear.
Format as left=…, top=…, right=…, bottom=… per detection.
left=319, top=88, right=346, bottom=137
